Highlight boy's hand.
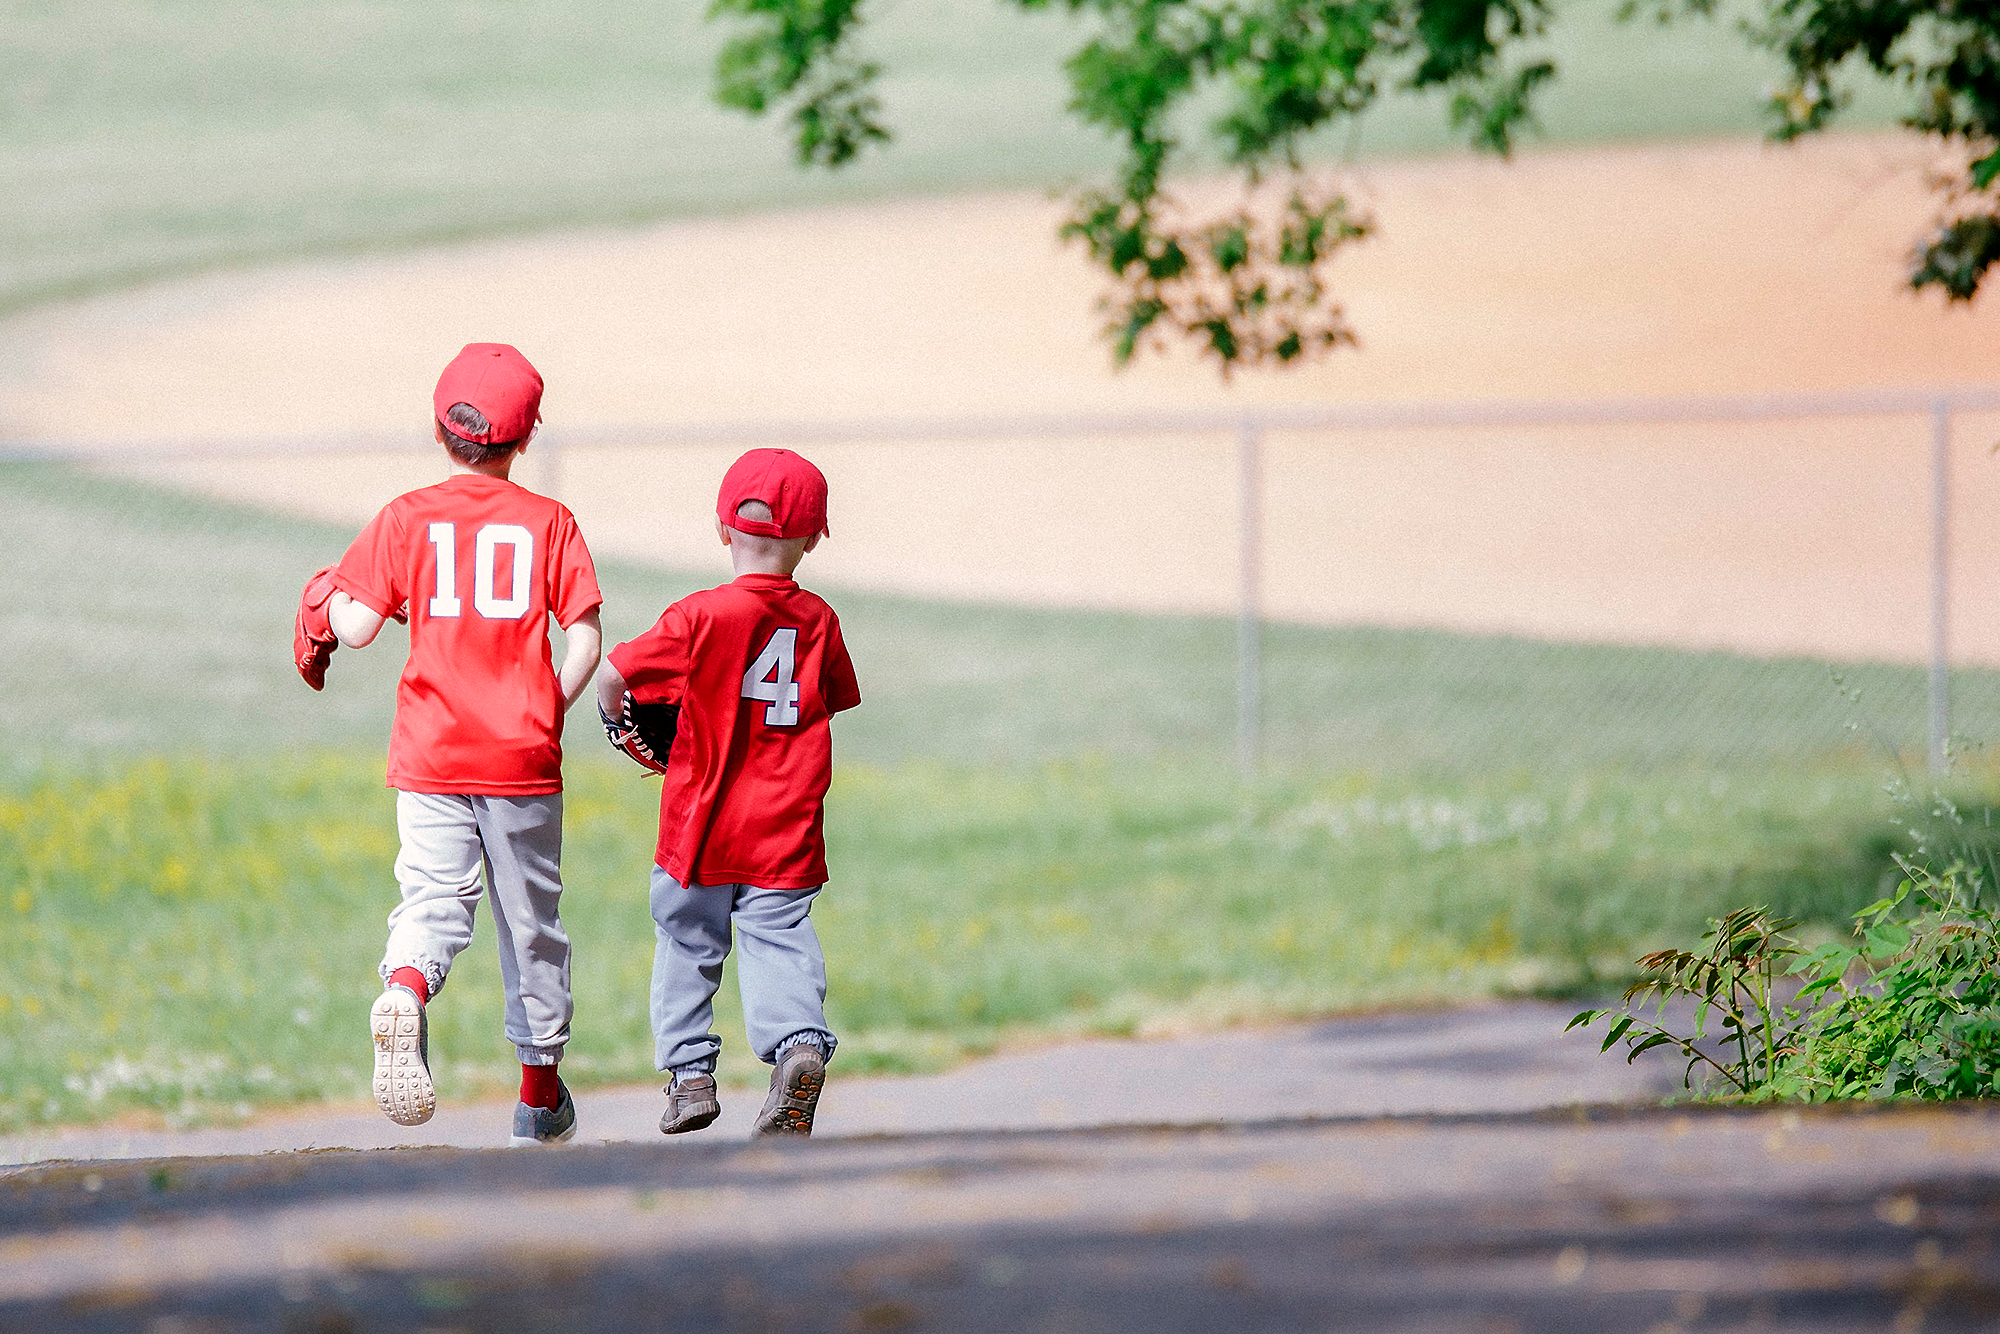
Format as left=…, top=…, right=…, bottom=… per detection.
left=294, top=566, right=343, bottom=691
left=599, top=691, right=676, bottom=775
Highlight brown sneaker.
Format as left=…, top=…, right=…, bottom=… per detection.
left=659, top=1071, right=721, bottom=1135
left=753, top=1044, right=826, bottom=1138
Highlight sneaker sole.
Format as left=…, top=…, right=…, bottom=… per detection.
left=754, top=1059, right=824, bottom=1137
left=370, top=989, right=434, bottom=1126
left=507, top=1122, right=576, bottom=1148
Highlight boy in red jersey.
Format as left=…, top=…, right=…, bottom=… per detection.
left=597, top=448, right=859, bottom=1137
left=308, top=343, right=603, bottom=1146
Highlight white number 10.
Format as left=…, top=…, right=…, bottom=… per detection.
left=427, top=522, right=532, bottom=621
left=741, top=628, right=800, bottom=726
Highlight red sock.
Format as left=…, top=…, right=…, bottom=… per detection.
left=388, top=967, right=429, bottom=1006
left=520, top=1063, right=561, bottom=1109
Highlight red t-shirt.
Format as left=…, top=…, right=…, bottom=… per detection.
left=337, top=474, right=602, bottom=796
left=610, top=573, right=861, bottom=890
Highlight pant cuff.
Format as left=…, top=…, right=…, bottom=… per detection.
left=774, top=1030, right=835, bottom=1064
left=516, top=1046, right=563, bottom=1067
left=379, top=959, right=448, bottom=999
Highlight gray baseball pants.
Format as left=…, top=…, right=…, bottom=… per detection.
left=649, top=866, right=837, bottom=1074
left=381, top=791, right=570, bottom=1066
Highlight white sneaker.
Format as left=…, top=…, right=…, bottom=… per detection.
left=370, top=983, right=435, bottom=1126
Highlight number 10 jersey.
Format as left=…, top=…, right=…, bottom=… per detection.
left=610, top=572, right=861, bottom=890
left=337, top=473, right=603, bottom=796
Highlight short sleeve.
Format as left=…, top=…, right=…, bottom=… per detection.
left=335, top=504, right=405, bottom=619
left=610, top=602, right=693, bottom=706
left=549, top=511, right=603, bottom=629
left=823, top=614, right=861, bottom=715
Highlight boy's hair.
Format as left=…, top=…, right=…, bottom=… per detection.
left=439, top=402, right=523, bottom=466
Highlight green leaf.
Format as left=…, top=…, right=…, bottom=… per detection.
left=1974, top=149, right=2000, bottom=192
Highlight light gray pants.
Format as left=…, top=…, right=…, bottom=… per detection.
left=649, top=866, right=836, bottom=1074
left=382, top=791, right=570, bottom=1066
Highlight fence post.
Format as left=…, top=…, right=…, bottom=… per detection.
left=1929, top=398, right=1952, bottom=774
left=1237, top=419, right=1263, bottom=782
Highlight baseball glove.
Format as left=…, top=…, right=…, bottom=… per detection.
left=600, top=691, right=679, bottom=775
left=294, top=566, right=343, bottom=691
left=294, top=566, right=408, bottom=691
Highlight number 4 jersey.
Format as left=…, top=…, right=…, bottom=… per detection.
left=337, top=474, right=603, bottom=796
left=610, top=572, right=861, bottom=890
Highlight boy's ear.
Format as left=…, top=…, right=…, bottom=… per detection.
left=804, top=532, right=822, bottom=554
left=434, top=421, right=447, bottom=444
left=715, top=517, right=732, bottom=547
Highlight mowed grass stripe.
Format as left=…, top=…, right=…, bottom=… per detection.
left=0, top=462, right=1984, bottom=777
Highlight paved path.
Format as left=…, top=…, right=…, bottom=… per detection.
left=17, top=1003, right=1995, bottom=1332
left=5, top=1103, right=1997, bottom=1331
left=2, top=1000, right=1677, bottom=1163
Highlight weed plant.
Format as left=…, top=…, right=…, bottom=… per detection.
left=1574, top=785, right=2000, bottom=1101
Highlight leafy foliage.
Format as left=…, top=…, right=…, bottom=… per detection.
left=709, top=0, right=890, bottom=166
left=705, top=0, right=1561, bottom=371
left=1574, top=855, right=2000, bottom=1102
left=1745, top=0, right=2000, bottom=300
left=1569, top=906, right=1805, bottom=1097
left=709, top=0, right=2000, bottom=363
left=1784, top=865, right=2000, bottom=1098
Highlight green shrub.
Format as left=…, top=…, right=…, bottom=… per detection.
left=1575, top=840, right=2000, bottom=1101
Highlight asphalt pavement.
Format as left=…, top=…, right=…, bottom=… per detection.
left=7, top=1002, right=1997, bottom=1333
left=1, top=1000, right=1676, bottom=1163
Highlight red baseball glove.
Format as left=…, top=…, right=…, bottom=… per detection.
left=294, top=566, right=342, bottom=691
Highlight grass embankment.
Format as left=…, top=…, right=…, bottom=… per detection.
left=0, top=752, right=1917, bottom=1127
left=3, top=0, right=1909, bottom=318
left=0, top=462, right=1988, bottom=1126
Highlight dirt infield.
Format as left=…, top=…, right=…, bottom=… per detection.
left=7, top=132, right=2000, bottom=663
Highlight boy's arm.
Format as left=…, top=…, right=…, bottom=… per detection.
left=328, top=591, right=387, bottom=649
left=558, top=608, right=603, bottom=711
left=595, top=655, right=629, bottom=719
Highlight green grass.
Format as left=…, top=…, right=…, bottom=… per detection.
left=0, top=749, right=1925, bottom=1128
left=1, top=0, right=1913, bottom=318
left=1, top=462, right=1989, bottom=1128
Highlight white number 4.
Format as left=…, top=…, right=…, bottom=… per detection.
left=741, top=628, right=800, bottom=726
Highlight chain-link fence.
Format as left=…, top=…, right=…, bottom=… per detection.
left=21, top=388, right=2000, bottom=781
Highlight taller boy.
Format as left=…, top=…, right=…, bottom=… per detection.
left=599, top=448, right=859, bottom=1137
left=301, top=343, right=603, bottom=1146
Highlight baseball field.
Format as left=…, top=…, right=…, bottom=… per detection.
left=1, top=456, right=1987, bottom=1129
left=6, top=0, right=2000, bottom=1140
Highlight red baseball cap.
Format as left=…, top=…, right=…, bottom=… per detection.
left=433, top=343, right=543, bottom=445
left=717, top=448, right=830, bottom=540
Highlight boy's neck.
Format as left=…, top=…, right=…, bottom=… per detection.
left=449, top=456, right=516, bottom=481
left=730, top=550, right=802, bottom=579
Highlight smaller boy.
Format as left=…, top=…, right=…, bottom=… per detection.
left=597, top=448, right=859, bottom=1137
left=295, top=342, right=603, bottom=1146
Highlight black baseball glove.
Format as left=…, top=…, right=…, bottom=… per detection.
left=599, top=691, right=679, bottom=775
